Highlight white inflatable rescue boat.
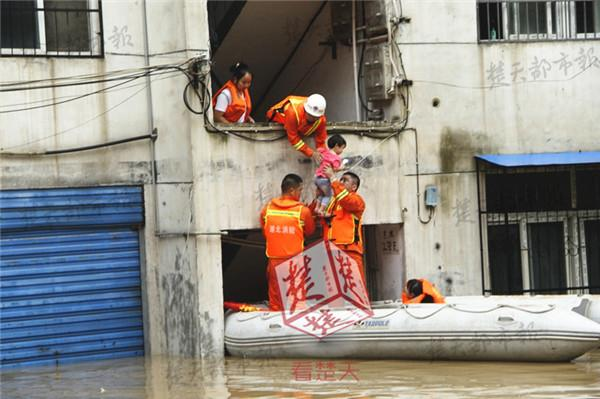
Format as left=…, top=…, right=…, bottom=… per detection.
left=225, top=301, right=600, bottom=362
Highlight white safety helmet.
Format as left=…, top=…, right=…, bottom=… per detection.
left=304, top=94, right=326, bottom=117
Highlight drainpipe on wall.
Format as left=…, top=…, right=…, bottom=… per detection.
left=352, top=0, right=361, bottom=121
left=141, top=0, right=161, bottom=235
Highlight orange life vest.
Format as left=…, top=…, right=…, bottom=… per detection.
left=402, top=279, right=445, bottom=304
left=212, top=80, right=252, bottom=123
left=263, top=199, right=305, bottom=259
left=325, top=189, right=364, bottom=253
left=266, top=95, right=323, bottom=136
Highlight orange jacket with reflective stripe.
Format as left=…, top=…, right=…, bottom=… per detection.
left=266, top=95, right=327, bottom=157
left=401, top=279, right=445, bottom=304
left=260, top=195, right=315, bottom=259
left=323, top=181, right=365, bottom=254
left=212, top=80, right=252, bottom=123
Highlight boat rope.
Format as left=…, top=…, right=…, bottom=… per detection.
left=233, top=303, right=556, bottom=322
left=449, top=303, right=556, bottom=314
left=401, top=303, right=556, bottom=320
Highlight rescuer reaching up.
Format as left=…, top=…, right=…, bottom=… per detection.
left=260, top=174, right=316, bottom=311
left=266, top=94, right=328, bottom=165
left=321, top=165, right=367, bottom=287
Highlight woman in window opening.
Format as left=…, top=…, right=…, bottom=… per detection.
left=212, top=62, right=255, bottom=124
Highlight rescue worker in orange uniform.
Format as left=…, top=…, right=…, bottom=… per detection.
left=321, top=165, right=367, bottom=287
left=212, top=62, right=254, bottom=124
left=266, top=94, right=328, bottom=164
left=260, top=174, right=315, bottom=311
left=402, top=279, right=445, bottom=304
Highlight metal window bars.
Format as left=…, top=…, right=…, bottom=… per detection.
left=476, top=162, right=600, bottom=295
left=0, top=0, right=103, bottom=58
left=477, top=0, right=600, bottom=42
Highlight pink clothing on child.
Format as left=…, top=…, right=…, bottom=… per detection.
left=315, top=147, right=342, bottom=178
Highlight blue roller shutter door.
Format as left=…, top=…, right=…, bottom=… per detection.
left=0, top=186, right=144, bottom=368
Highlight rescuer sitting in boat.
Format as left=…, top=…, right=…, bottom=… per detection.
left=402, top=279, right=445, bottom=304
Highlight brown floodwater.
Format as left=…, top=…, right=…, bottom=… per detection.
left=2, top=350, right=600, bottom=398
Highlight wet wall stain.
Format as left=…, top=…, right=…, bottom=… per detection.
left=344, top=155, right=383, bottom=169
left=211, top=159, right=239, bottom=173
left=199, top=311, right=215, bottom=355
left=439, top=128, right=496, bottom=173
left=161, top=248, right=198, bottom=357
left=435, top=270, right=465, bottom=297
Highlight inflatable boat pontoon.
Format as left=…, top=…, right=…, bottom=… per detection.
left=225, top=301, right=600, bottom=362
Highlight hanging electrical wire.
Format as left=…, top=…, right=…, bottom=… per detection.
left=0, top=59, right=193, bottom=91
left=0, top=69, right=181, bottom=114
left=0, top=59, right=196, bottom=154
left=1, top=83, right=151, bottom=152
left=181, top=59, right=287, bottom=142
left=290, top=48, right=328, bottom=94
left=0, top=69, right=180, bottom=110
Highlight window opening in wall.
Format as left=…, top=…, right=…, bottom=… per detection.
left=221, top=225, right=379, bottom=305
left=222, top=230, right=268, bottom=305
left=204, top=0, right=409, bottom=131
left=477, top=0, right=600, bottom=42
left=478, top=162, right=600, bottom=295
left=0, top=0, right=103, bottom=57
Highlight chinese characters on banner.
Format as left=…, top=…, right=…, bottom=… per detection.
left=275, top=240, right=373, bottom=339
left=486, top=47, right=600, bottom=87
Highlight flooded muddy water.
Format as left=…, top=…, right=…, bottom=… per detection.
left=2, top=350, right=600, bottom=398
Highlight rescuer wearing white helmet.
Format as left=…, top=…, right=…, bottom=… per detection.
left=266, top=93, right=328, bottom=164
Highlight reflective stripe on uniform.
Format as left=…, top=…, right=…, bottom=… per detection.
left=293, top=140, right=306, bottom=150
left=335, top=189, right=349, bottom=202
left=304, top=118, right=321, bottom=136
left=325, top=198, right=337, bottom=215
left=290, top=99, right=301, bottom=124
left=265, top=208, right=302, bottom=219
left=288, top=98, right=321, bottom=135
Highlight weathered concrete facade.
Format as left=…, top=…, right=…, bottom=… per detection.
left=1, top=0, right=599, bottom=358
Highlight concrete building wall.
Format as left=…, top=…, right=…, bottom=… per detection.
left=397, top=0, right=600, bottom=295
left=0, top=0, right=214, bottom=358
left=1, top=0, right=599, bottom=359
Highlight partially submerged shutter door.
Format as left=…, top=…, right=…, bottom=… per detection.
left=0, top=186, right=144, bottom=368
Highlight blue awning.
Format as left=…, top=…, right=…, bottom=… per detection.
left=475, top=151, right=600, bottom=168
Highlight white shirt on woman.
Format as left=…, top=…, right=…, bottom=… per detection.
left=214, top=89, right=246, bottom=123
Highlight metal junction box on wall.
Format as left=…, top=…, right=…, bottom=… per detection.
left=364, top=0, right=388, bottom=37
left=331, top=1, right=353, bottom=44
left=364, top=43, right=393, bottom=101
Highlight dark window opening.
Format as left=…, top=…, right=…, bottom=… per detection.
left=576, top=0, right=595, bottom=33
left=222, top=230, right=268, bottom=304
left=509, top=1, right=549, bottom=35
left=0, top=0, right=103, bottom=57
left=479, top=2, right=505, bottom=40
left=586, top=220, right=600, bottom=294
left=488, top=224, right=523, bottom=294
left=528, top=222, right=567, bottom=294
left=576, top=170, right=600, bottom=209
left=0, top=1, right=39, bottom=49
left=485, top=171, right=571, bottom=212
left=477, top=0, right=600, bottom=42
left=44, top=0, right=91, bottom=52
